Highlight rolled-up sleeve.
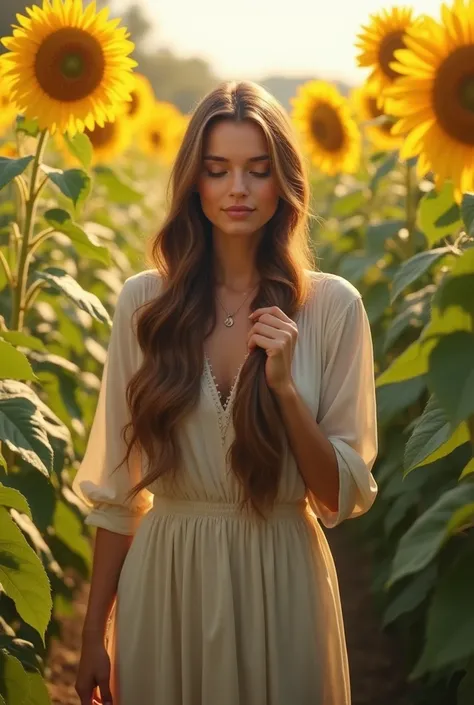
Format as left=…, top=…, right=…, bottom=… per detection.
left=308, top=295, right=378, bottom=528
left=72, top=277, right=154, bottom=535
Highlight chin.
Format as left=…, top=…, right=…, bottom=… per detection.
left=216, top=219, right=265, bottom=238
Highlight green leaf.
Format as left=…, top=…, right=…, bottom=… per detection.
left=53, top=499, right=92, bottom=569
left=0, top=650, right=29, bottom=705
left=43, top=208, right=110, bottom=265
left=366, top=219, right=405, bottom=255
left=338, top=251, right=381, bottom=285
left=383, top=285, right=434, bottom=352
left=461, top=192, right=474, bottom=235
left=418, top=183, right=461, bottom=246
left=370, top=151, right=398, bottom=192
left=390, top=247, right=452, bottom=303
left=387, top=482, right=474, bottom=587
left=0, top=506, right=52, bottom=643
left=0, top=484, right=32, bottom=519
left=364, top=281, right=390, bottom=324
left=404, top=395, right=469, bottom=473
left=433, top=248, right=474, bottom=319
left=0, top=332, right=46, bottom=353
left=428, top=331, right=474, bottom=425
left=0, top=341, right=37, bottom=381
left=410, top=541, right=474, bottom=678
left=0, top=156, right=34, bottom=191
left=0, top=381, right=54, bottom=476
left=376, top=339, right=429, bottom=387
left=460, top=458, right=474, bottom=479
left=383, top=563, right=437, bottom=627
left=458, top=659, right=474, bottom=705
left=33, top=268, right=112, bottom=325
left=94, top=165, right=143, bottom=204
left=62, top=132, right=93, bottom=170
left=47, top=168, right=91, bottom=208
left=23, top=669, right=52, bottom=705
left=331, top=188, right=367, bottom=217
left=376, top=376, right=426, bottom=426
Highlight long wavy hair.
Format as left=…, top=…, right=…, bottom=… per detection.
left=121, top=80, right=316, bottom=518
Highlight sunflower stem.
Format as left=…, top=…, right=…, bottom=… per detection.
left=403, top=161, right=417, bottom=259
left=24, top=279, right=46, bottom=311
left=0, top=250, right=13, bottom=287
left=10, top=129, right=49, bottom=332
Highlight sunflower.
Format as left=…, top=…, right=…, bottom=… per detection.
left=290, top=80, right=361, bottom=176
left=388, top=0, right=474, bottom=197
left=124, top=73, right=156, bottom=129
left=139, top=101, right=188, bottom=165
left=83, top=114, right=132, bottom=164
left=355, top=6, right=415, bottom=107
left=0, top=82, right=18, bottom=135
left=351, top=82, right=402, bottom=152
left=0, top=0, right=137, bottom=136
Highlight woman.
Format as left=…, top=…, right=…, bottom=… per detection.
left=73, top=80, right=378, bottom=705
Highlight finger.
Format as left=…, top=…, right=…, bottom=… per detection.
left=251, top=322, right=292, bottom=342
left=248, top=333, right=280, bottom=353
left=252, top=313, right=296, bottom=332
left=250, top=306, right=292, bottom=323
left=98, top=679, right=113, bottom=705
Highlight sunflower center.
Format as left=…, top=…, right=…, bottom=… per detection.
left=128, top=91, right=139, bottom=116
left=378, top=30, right=406, bottom=80
left=85, top=121, right=116, bottom=149
left=151, top=131, right=161, bottom=147
left=35, top=27, right=105, bottom=102
left=433, top=45, right=474, bottom=145
left=310, top=103, right=344, bottom=152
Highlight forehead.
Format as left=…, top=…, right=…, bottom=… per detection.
left=203, top=119, right=268, bottom=159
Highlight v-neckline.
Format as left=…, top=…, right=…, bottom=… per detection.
left=203, top=353, right=248, bottom=442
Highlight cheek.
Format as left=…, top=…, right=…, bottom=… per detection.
left=256, top=180, right=280, bottom=215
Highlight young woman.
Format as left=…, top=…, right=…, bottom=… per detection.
left=73, top=80, right=378, bottom=705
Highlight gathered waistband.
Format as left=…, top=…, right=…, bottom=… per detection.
left=151, top=496, right=308, bottom=519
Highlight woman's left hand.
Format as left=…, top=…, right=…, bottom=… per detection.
left=248, top=306, right=298, bottom=396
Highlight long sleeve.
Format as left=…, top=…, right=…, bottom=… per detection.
left=308, top=294, right=378, bottom=528
left=72, top=276, right=154, bottom=535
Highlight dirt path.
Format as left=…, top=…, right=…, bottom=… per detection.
left=46, top=524, right=411, bottom=705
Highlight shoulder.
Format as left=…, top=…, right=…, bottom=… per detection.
left=304, top=269, right=362, bottom=322
left=118, top=268, right=164, bottom=311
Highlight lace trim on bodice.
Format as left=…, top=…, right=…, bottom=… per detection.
left=204, top=353, right=248, bottom=443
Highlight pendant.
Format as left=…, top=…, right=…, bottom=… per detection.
left=224, top=315, right=234, bottom=327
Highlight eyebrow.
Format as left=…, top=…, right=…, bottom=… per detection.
left=203, top=154, right=270, bottom=162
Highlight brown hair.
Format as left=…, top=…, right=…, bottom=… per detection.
left=121, top=80, right=315, bottom=518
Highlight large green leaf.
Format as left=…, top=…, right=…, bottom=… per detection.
left=46, top=168, right=91, bottom=208
left=376, top=376, right=426, bottom=426
left=418, top=183, right=461, bottom=247
left=410, top=540, right=474, bottom=678
left=0, top=507, right=52, bottom=643
left=0, top=332, right=46, bottom=353
left=0, top=341, right=36, bottom=382
left=461, top=192, right=474, bottom=235
left=404, top=395, right=469, bottom=473
left=33, top=268, right=112, bottom=325
left=383, top=563, right=437, bottom=627
left=0, top=483, right=32, bottom=519
left=0, top=383, right=53, bottom=476
left=458, top=658, right=474, bottom=705
left=43, top=208, right=110, bottom=265
left=94, top=165, right=144, bottom=204
left=62, top=132, right=93, bottom=170
left=383, top=285, right=434, bottom=352
left=364, top=281, right=390, bottom=324
left=23, top=669, right=51, bottom=705
left=338, top=251, right=382, bottom=284
left=365, top=219, right=405, bottom=255
left=53, top=499, right=92, bottom=569
left=0, top=156, right=34, bottom=191
left=390, top=247, right=452, bottom=303
left=387, top=482, right=474, bottom=587
left=0, top=650, right=29, bottom=705
left=428, top=331, right=474, bottom=425
left=376, top=339, right=429, bottom=387
left=433, top=247, right=474, bottom=319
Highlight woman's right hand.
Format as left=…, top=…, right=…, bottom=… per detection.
left=75, top=635, right=114, bottom=705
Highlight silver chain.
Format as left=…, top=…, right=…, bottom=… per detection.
left=215, top=283, right=259, bottom=327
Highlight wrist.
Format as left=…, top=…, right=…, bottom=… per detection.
left=272, top=380, right=297, bottom=401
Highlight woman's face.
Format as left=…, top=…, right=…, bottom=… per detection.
left=197, top=119, right=280, bottom=238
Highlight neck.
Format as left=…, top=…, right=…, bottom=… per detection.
left=212, top=228, right=261, bottom=293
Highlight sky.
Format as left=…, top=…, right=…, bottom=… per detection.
left=116, top=0, right=440, bottom=85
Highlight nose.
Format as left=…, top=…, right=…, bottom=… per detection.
left=229, top=169, right=249, bottom=197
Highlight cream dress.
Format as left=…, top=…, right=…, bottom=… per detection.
left=72, top=268, right=378, bottom=705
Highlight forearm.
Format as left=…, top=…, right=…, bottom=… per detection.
left=275, top=383, right=340, bottom=513
left=82, top=527, right=133, bottom=639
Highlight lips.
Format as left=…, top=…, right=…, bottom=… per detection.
left=224, top=206, right=255, bottom=212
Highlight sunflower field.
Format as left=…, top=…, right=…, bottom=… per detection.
left=1, top=0, right=474, bottom=703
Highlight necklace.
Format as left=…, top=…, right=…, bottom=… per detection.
left=215, top=283, right=259, bottom=327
